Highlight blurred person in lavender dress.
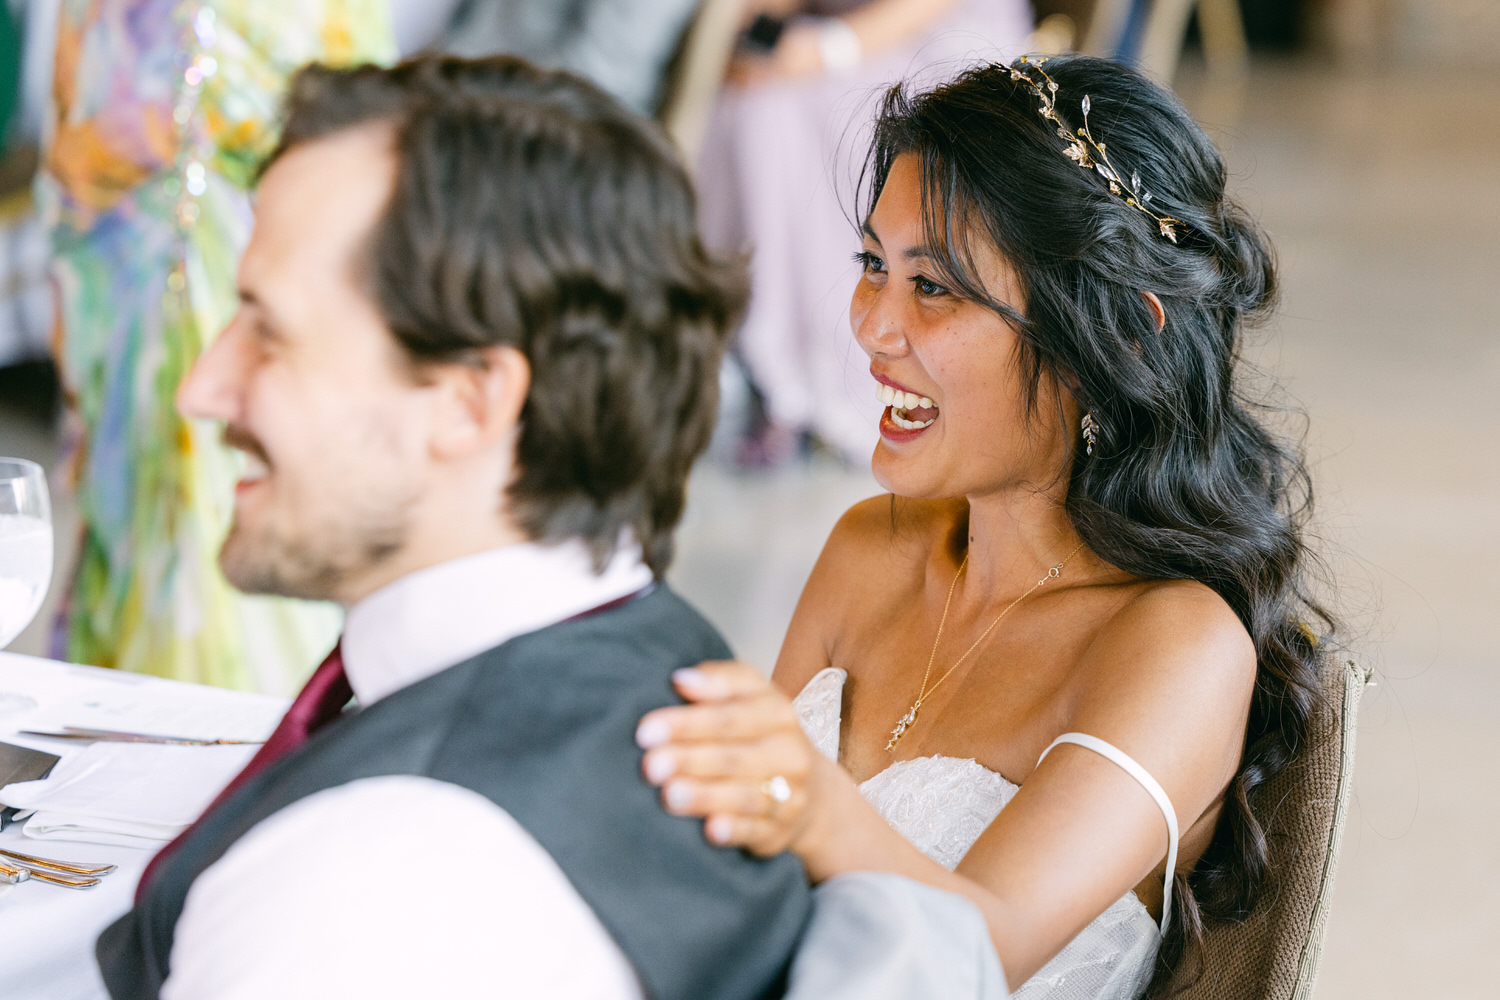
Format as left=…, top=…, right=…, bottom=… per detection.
left=698, top=0, right=1033, bottom=464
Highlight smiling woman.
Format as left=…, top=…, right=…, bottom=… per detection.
left=851, top=153, right=1070, bottom=502
left=637, top=55, right=1336, bottom=999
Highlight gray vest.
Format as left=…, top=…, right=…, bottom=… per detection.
left=97, top=586, right=811, bottom=999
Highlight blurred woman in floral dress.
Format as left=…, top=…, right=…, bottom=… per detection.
left=43, top=0, right=392, bottom=691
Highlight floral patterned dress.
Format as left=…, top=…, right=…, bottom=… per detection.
left=42, top=0, right=393, bottom=692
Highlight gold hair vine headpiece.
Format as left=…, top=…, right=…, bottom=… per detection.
left=1007, top=56, right=1182, bottom=243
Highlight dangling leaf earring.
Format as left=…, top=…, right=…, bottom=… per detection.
left=1080, top=412, right=1099, bottom=456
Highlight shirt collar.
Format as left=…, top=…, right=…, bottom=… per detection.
left=342, top=539, right=653, bottom=707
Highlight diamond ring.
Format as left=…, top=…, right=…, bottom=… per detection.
left=762, top=775, right=791, bottom=815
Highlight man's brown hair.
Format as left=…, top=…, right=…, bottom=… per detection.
left=266, top=55, right=745, bottom=577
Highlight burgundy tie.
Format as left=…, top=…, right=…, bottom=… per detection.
left=136, top=643, right=352, bottom=900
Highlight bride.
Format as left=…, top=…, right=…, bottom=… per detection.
left=636, top=56, right=1331, bottom=997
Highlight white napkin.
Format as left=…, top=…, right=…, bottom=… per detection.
left=0, top=741, right=257, bottom=847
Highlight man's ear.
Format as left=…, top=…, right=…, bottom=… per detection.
left=429, top=345, right=530, bottom=460
left=1142, top=291, right=1166, bottom=332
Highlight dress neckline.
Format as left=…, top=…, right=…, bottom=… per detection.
left=854, top=749, right=1020, bottom=794
left=798, top=666, right=1023, bottom=789
left=794, top=665, right=1160, bottom=935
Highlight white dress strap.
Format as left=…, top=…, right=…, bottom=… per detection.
left=1037, top=732, right=1179, bottom=937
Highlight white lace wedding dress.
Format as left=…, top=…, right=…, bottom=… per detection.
left=793, top=667, right=1161, bottom=1000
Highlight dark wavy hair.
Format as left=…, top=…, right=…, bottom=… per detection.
left=265, top=55, right=746, bottom=577
left=862, top=56, right=1334, bottom=993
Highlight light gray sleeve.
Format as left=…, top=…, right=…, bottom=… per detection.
left=440, top=0, right=702, bottom=113
left=388, top=0, right=467, bottom=56
left=784, top=872, right=1011, bottom=1000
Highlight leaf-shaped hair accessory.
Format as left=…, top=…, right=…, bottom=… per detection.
left=1009, top=57, right=1183, bottom=244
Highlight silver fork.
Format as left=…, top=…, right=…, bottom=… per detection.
left=0, top=849, right=113, bottom=889
left=0, top=860, right=101, bottom=889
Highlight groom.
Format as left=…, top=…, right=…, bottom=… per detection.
left=95, top=55, right=809, bottom=998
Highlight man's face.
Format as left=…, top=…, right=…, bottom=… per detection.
left=177, top=125, right=438, bottom=605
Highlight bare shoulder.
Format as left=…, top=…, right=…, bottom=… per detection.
left=822, top=493, right=899, bottom=554
left=772, top=495, right=959, bottom=692
left=828, top=494, right=948, bottom=547
left=1066, top=579, right=1257, bottom=763
left=1050, top=578, right=1258, bottom=828
left=813, top=494, right=957, bottom=576
left=1085, top=579, right=1254, bottom=684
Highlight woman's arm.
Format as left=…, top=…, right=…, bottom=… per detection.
left=729, top=0, right=961, bottom=84
left=638, top=580, right=1255, bottom=984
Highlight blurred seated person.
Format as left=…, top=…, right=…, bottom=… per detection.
left=389, top=0, right=701, bottom=114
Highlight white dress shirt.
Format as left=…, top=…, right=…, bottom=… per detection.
left=163, top=540, right=654, bottom=999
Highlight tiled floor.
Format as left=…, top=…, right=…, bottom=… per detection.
left=2, top=54, right=1494, bottom=999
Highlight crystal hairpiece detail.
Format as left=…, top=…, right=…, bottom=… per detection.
left=1008, top=56, right=1183, bottom=243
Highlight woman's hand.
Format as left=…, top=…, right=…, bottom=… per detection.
left=636, top=660, right=821, bottom=856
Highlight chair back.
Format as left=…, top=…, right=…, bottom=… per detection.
left=1178, top=658, right=1370, bottom=1000
left=1080, top=0, right=1247, bottom=83
left=654, top=0, right=747, bottom=166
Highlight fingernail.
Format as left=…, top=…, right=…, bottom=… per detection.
left=706, top=815, right=732, bottom=844
left=644, top=751, right=675, bottom=783
left=665, top=781, right=693, bottom=812
left=635, top=717, right=669, bottom=748
left=672, top=667, right=706, bottom=689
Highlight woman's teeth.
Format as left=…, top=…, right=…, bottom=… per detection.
left=875, top=384, right=934, bottom=410
left=890, top=410, right=934, bottom=430
left=875, top=383, right=937, bottom=429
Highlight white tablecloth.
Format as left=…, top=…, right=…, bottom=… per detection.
left=0, top=652, right=287, bottom=998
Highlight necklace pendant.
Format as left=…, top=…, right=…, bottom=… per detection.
left=885, top=704, right=920, bottom=752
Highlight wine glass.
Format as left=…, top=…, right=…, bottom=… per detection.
left=0, top=458, right=53, bottom=650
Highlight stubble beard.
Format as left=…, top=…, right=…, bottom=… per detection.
left=218, top=491, right=412, bottom=603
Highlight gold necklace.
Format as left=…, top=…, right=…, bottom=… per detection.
left=886, top=542, right=1086, bottom=752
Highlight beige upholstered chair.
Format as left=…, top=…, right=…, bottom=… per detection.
left=1176, top=658, right=1370, bottom=1000
left=1081, top=0, right=1249, bottom=83
left=654, top=0, right=748, bottom=167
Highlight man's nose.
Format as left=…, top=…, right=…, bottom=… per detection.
left=177, top=319, right=244, bottom=422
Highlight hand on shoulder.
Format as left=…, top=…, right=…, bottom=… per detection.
left=636, top=660, right=848, bottom=861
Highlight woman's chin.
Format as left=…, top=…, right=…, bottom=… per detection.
left=870, top=447, right=933, bottom=500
